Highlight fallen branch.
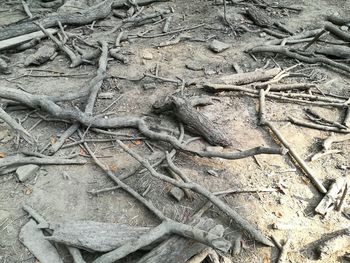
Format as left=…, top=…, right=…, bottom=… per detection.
left=115, top=140, right=274, bottom=247
left=248, top=45, right=350, bottom=74
left=288, top=116, right=350, bottom=133
left=325, top=23, right=350, bottom=42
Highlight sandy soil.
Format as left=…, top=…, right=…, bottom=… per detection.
left=1, top=0, right=350, bottom=262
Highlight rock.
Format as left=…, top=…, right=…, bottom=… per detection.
left=24, top=45, right=56, bottom=66
left=341, top=25, right=349, bottom=31
left=16, top=164, right=40, bottom=182
left=19, top=220, right=63, bottom=263
left=259, top=32, right=267, bottom=38
left=186, top=62, right=204, bottom=71
left=142, top=51, right=153, bottom=60
left=169, top=187, right=185, bottom=202
left=0, top=58, right=9, bottom=74
left=209, top=40, right=230, bottom=53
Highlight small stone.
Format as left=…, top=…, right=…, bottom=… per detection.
left=16, top=164, right=40, bottom=182
left=186, top=62, right=204, bottom=71
left=259, top=32, right=267, bottom=38
left=341, top=26, right=349, bottom=31
left=98, top=92, right=114, bottom=99
left=169, top=187, right=184, bottom=202
left=142, top=51, right=153, bottom=60
left=209, top=40, right=230, bottom=53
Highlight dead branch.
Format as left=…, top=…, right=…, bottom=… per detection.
left=0, top=0, right=114, bottom=41
left=315, top=177, right=347, bottom=216
left=248, top=45, right=350, bottom=74
left=326, top=15, right=350, bottom=26
left=115, top=140, right=274, bottom=247
left=323, top=133, right=350, bottom=150
left=0, top=155, right=86, bottom=175
left=316, top=45, right=350, bottom=59
left=317, top=230, right=350, bottom=259
left=324, top=23, right=350, bottom=42
left=48, top=123, right=80, bottom=155
left=288, top=116, right=350, bottom=133
left=0, top=107, right=34, bottom=144
left=265, top=29, right=323, bottom=45
left=258, top=90, right=327, bottom=194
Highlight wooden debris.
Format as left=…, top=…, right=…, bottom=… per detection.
left=323, top=134, right=350, bottom=150
left=317, top=230, right=350, bottom=259
left=46, top=221, right=151, bottom=252
left=246, top=5, right=273, bottom=27
left=0, top=29, right=57, bottom=51
left=19, top=219, right=63, bottom=263
left=315, top=177, right=347, bottom=216
left=326, top=15, right=350, bottom=26
left=24, top=44, right=57, bottom=66
left=316, top=45, right=350, bottom=59
left=153, top=96, right=231, bottom=147
left=325, top=23, right=350, bottom=42
left=136, top=218, right=225, bottom=263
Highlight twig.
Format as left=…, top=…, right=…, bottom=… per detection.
left=288, top=116, right=350, bottom=133
left=21, top=0, right=33, bottom=19
left=0, top=107, right=34, bottom=144
left=139, top=23, right=205, bottom=38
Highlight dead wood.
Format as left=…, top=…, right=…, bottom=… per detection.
left=316, top=45, right=350, bottom=59
left=19, top=219, right=63, bottom=263
left=153, top=96, right=231, bottom=147
left=323, top=133, right=350, bottom=150
left=326, top=15, right=350, bottom=26
left=265, top=29, right=323, bottom=45
left=0, top=107, right=34, bottom=144
left=0, top=29, right=57, bottom=51
left=217, top=67, right=281, bottom=85
left=112, top=0, right=169, bottom=8
left=136, top=218, right=224, bottom=263
left=315, top=177, right=347, bottom=216
left=24, top=44, right=57, bottom=66
left=46, top=221, right=151, bottom=252
left=288, top=116, right=350, bottom=133
left=94, top=220, right=230, bottom=263
left=258, top=90, right=327, bottom=194
left=324, top=23, right=350, bottom=42
left=82, top=142, right=231, bottom=263
left=317, top=230, right=350, bottom=259
left=248, top=45, right=350, bottom=74
left=245, top=5, right=273, bottom=27
left=305, top=108, right=347, bottom=130
left=116, top=140, right=275, bottom=247
left=0, top=0, right=114, bottom=41
left=206, top=82, right=316, bottom=92
left=67, top=247, right=86, bottom=263
left=48, top=123, right=80, bottom=155
left=0, top=155, right=86, bottom=175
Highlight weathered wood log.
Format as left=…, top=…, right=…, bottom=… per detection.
left=315, top=177, right=347, bottom=216
left=316, top=45, right=350, bottom=59
left=46, top=221, right=151, bottom=252
left=217, top=67, right=281, bottom=85
left=325, top=23, right=350, bottom=42
left=19, top=220, right=63, bottom=263
left=153, top=96, right=231, bottom=147
left=136, top=218, right=224, bottom=263
left=0, top=0, right=114, bottom=41
left=0, top=29, right=57, bottom=51
left=326, top=15, right=350, bottom=26
left=246, top=5, right=273, bottom=27
left=317, top=230, right=350, bottom=259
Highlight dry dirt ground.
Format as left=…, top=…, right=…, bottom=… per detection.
left=1, top=0, right=350, bottom=262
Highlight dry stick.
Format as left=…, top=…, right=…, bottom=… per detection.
left=22, top=205, right=86, bottom=263
left=0, top=107, right=34, bottom=144
left=139, top=23, right=205, bottom=38
left=48, top=123, right=80, bottom=155
left=21, top=0, right=33, bottom=19
left=81, top=143, right=231, bottom=263
left=115, top=139, right=274, bottom=247
left=325, top=23, right=350, bottom=42
left=35, top=22, right=82, bottom=67
left=288, top=116, right=350, bottom=133
left=258, top=90, right=327, bottom=194
left=265, top=29, right=323, bottom=45
left=303, top=29, right=327, bottom=51
left=248, top=45, right=350, bottom=74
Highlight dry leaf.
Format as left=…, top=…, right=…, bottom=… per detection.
left=108, top=163, right=118, bottom=172
left=79, top=148, right=88, bottom=156
left=0, top=152, right=6, bottom=158
left=133, top=140, right=142, bottom=145
left=274, top=211, right=283, bottom=218
left=50, top=135, right=57, bottom=145
left=25, top=188, right=33, bottom=195
left=262, top=254, right=269, bottom=263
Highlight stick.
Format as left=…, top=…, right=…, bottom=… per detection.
left=0, top=107, right=34, bottom=144
left=115, top=140, right=274, bottom=247
left=248, top=45, right=350, bottom=74
left=288, top=116, right=350, bottom=133
left=48, top=123, right=80, bottom=155
left=325, top=23, right=350, bottom=42
left=21, top=0, right=33, bottom=19
left=277, top=238, right=291, bottom=263
left=258, top=89, right=327, bottom=194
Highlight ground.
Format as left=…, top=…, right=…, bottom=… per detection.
left=0, top=0, right=350, bottom=262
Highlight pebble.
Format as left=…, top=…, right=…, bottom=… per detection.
left=16, top=164, right=39, bottom=182
left=169, top=187, right=185, bottom=202
left=341, top=26, right=349, bottom=31
left=209, top=40, right=230, bottom=53
left=142, top=51, right=153, bottom=60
